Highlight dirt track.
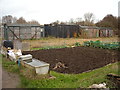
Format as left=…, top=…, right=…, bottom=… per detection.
left=23, top=47, right=120, bottom=74
left=1, top=65, right=20, bottom=88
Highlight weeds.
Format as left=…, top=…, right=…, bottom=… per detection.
left=2, top=56, right=20, bottom=73
left=23, top=37, right=119, bottom=49
left=74, top=42, right=81, bottom=47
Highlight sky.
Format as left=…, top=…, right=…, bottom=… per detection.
left=0, top=0, right=119, bottom=24
left=119, top=1, right=120, bottom=16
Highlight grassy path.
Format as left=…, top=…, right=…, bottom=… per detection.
left=2, top=67, right=20, bottom=88
left=0, top=55, right=20, bottom=88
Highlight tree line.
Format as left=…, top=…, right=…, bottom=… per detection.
left=2, top=15, right=40, bottom=25
left=2, top=13, right=119, bottom=30
left=51, top=13, right=118, bottom=30
left=2, top=13, right=119, bottom=36
left=51, top=13, right=119, bottom=35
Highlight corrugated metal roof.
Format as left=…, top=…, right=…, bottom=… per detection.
left=80, top=26, right=99, bottom=29
left=7, top=23, right=42, bottom=27
left=80, top=26, right=112, bottom=30
left=99, top=27, right=112, bottom=30
left=45, top=24, right=79, bottom=26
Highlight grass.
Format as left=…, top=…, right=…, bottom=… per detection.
left=1, top=55, right=20, bottom=73
left=0, top=54, right=2, bottom=64
left=1, top=54, right=120, bottom=88
left=32, top=45, right=67, bottom=50
left=20, top=62, right=120, bottom=88
left=23, top=37, right=119, bottom=49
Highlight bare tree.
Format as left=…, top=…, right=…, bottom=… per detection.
left=84, top=12, right=95, bottom=26
left=84, top=12, right=94, bottom=22
left=75, top=17, right=83, bottom=25
left=51, top=20, right=60, bottom=25
left=75, top=18, right=82, bottom=23
left=16, top=17, right=27, bottom=24
left=2, top=15, right=13, bottom=24
left=12, top=17, right=17, bottom=24
left=69, top=18, right=74, bottom=24
left=2, top=15, right=18, bottom=24
left=28, top=20, right=40, bottom=25
left=60, top=21, right=66, bottom=25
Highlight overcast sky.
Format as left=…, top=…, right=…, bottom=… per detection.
left=0, top=0, right=119, bottom=24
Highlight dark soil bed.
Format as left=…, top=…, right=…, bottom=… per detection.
left=23, top=47, right=120, bottom=74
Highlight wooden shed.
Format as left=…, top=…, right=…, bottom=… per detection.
left=99, top=27, right=114, bottom=37
left=80, top=26, right=99, bottom=38
left=3, top=24, right=44, bottom=40
left=80, top=26, right=114, bottom=38
left=44, top=24, right=81, bottom=38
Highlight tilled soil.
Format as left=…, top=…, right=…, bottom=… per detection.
left=23, top=47, right=120, bottom=74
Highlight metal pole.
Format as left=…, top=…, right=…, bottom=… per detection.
left=4, top=24, right=8, bottom=40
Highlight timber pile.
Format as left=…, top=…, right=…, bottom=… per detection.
left=107, top=73, right=120, bottom=88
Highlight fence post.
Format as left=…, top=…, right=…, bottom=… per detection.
left=4, top=24, right=9, bottom=40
